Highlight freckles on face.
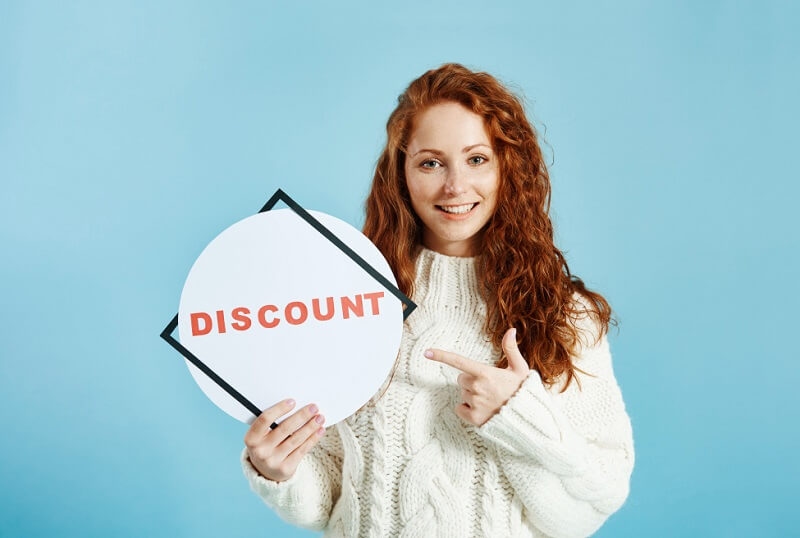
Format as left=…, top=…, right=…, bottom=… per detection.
left=404, top=102, right=499, bottom=257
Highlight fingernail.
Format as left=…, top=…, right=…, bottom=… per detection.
left=309, top=404, right=319, bottom=414
left=286, top=398, right=296, bottom=407
left=424, top=350, right=433, bottom=359
left=315, top=414, right=325, bottom=424
left=317, top=427, right=325, bottom=436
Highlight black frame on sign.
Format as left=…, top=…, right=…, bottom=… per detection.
left=160, top=189, right=417, bottom=420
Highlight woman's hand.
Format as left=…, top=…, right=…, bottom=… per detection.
left=425, top=328, right=529, bottom=427
left=244, top=399, right=326, bottom=482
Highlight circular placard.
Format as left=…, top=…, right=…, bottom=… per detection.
left=178, top=209, right=403, bottom=425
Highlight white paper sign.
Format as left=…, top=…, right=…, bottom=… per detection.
left=177, top=208, right=404, bottom=425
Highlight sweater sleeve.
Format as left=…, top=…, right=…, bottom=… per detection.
left=476, top=331, right=634, bottom=538
left=241, top=422, right=344, bottom=531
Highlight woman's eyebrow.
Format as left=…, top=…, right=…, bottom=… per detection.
left=410, top=148, right=444, bottom=157
left=462, top=143, right=491, bottom=153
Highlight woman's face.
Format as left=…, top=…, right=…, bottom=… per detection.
left=404, top=102, right=499, bottom=257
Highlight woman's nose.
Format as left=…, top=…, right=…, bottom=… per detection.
left=443, top=167, right=467, bottom=195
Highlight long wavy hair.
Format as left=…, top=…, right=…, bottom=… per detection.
left=364, top=63, right=612, bottom=389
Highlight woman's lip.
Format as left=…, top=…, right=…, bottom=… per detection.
left=435, top=202, right=479, bottom=219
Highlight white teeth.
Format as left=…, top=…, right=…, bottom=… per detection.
left=439, top=203, right=476, bottom=214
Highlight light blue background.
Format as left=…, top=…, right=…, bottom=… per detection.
left=1, top=2, right=798, bottom=537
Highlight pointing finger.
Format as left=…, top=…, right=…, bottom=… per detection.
left=424, top=348, right=486, bottom=376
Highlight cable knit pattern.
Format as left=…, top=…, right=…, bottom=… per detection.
left=242, top=248, right=634, bottom=537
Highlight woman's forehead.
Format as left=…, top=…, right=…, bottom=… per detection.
left=406, top=103, right=491, bottom=152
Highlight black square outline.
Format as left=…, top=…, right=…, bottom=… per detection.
left=160, top=189, right=417, bottom=420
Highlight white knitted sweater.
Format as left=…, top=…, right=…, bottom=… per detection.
left=242, top=249, right=634, bottom=537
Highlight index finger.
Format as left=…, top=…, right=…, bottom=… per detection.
left=424, top=349, right=486, bottom=375
left=246, top=398, right=296, bottom=438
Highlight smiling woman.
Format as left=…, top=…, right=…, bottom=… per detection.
left=240, top=63, right=634, bottom=537
left=405, top=102, right=499, bottom=257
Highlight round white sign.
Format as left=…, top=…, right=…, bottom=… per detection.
left=177, top=208, right=404, bottom=425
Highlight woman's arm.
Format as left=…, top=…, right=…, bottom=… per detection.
left=477, top=334, right=634, bottom=538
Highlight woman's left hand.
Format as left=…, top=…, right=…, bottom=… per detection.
left=424, top=328, right=530, bottom=427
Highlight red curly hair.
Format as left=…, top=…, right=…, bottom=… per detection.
left=364, top=63, right=612, bottom=388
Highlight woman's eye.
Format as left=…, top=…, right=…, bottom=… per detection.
left=421, top=160, right=441, bottom=169
left=468, top=156, right=487, bottom=165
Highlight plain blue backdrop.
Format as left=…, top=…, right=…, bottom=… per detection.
left=1, top=1, right=798, bottom=536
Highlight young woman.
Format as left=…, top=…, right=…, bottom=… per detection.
left=242, top=63, right=634, bottom=537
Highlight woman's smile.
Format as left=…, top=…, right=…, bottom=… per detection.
left=436, top=202, right=479, bottom=216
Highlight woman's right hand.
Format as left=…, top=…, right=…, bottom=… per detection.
left=244, top=399, right=326, bottom=482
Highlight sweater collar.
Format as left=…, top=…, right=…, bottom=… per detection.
left=412, top=248, right=483, bottom=312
